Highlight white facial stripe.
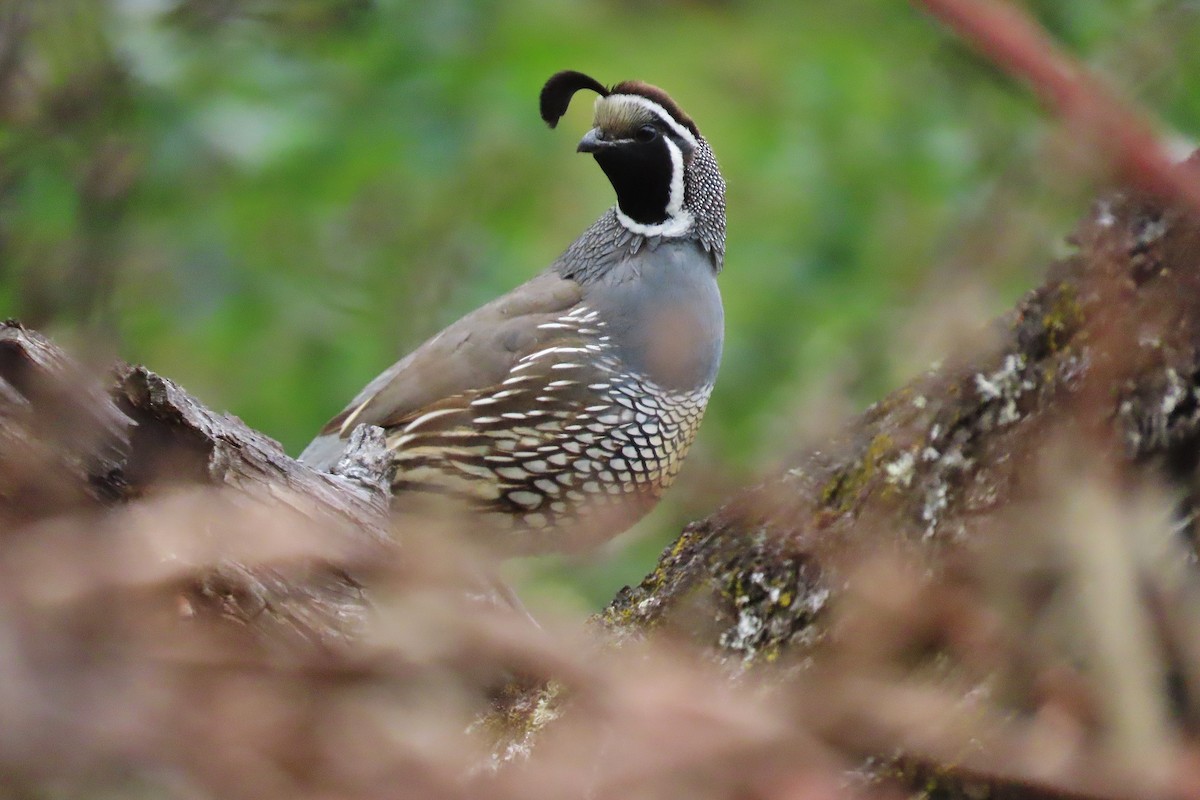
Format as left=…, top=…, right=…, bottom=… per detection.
left=663, top=138, right=686, bottom=218
left=608, top=95, right=698, bottom=150
left=613, top=136, right=692, bottom=238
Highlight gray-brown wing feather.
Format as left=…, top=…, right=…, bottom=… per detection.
left=299, top=270, right=584, bottom=470
left=378, top=313, right=706, bottom=554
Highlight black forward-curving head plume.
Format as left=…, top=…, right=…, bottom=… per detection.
left=540, top=70, right=609, bottom=128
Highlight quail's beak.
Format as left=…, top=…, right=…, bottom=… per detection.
left=576, top=128, right=611, bottom=154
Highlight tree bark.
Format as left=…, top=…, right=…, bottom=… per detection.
left=0, top=322, right=393, bottom=647
left=603, top=181, right=1200, bottom=645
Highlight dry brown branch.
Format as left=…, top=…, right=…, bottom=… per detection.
left=0, top=320, right=393, bottom=648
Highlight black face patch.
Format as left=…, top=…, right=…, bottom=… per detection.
left=592, top=136, right=674, bottom=225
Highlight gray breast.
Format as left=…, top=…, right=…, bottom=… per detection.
left=583, top=238, right=723, bottom=393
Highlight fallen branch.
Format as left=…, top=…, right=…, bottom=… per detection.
left=0, top=321, right=392, bottom=647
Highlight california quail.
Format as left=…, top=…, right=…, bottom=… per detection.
left=300, top=71, right=726, bottom=554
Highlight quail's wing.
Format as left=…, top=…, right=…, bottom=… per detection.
left=299, top=270, right=585, bottom=469
left=377, top=299, right=669, bottom=550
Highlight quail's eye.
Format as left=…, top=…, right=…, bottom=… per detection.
left=634, top=124, right=659, bottom=143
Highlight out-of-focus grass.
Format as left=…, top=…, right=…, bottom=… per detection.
left=3, top=0, right=1199, bottom=611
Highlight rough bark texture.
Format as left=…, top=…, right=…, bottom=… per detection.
left=600, top=186, right=1200, bottom=654
left=0, top=321, right=392, bottom=647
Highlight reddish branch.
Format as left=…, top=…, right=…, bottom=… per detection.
left=915, top=0, right=1200, bottom=213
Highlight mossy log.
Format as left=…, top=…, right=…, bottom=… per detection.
left=489, top=180, right=1200, bottom=797
left=600, top=185, right=1200, bottom=654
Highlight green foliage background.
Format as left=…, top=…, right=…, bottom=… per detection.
left=3, top=0, right=1198, bottom=612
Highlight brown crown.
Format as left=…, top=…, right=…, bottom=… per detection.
left=610, top=80, right=700, bottom=138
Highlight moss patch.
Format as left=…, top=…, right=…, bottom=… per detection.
left=1041, top=281, right=1083, bottom=355
left=820, top=432, right=895, bottom=513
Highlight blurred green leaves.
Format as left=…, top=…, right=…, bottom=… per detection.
left=3, top=0, right=1198, bottom=610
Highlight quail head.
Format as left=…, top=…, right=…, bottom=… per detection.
left=301, top=70, right=727, bottom=554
